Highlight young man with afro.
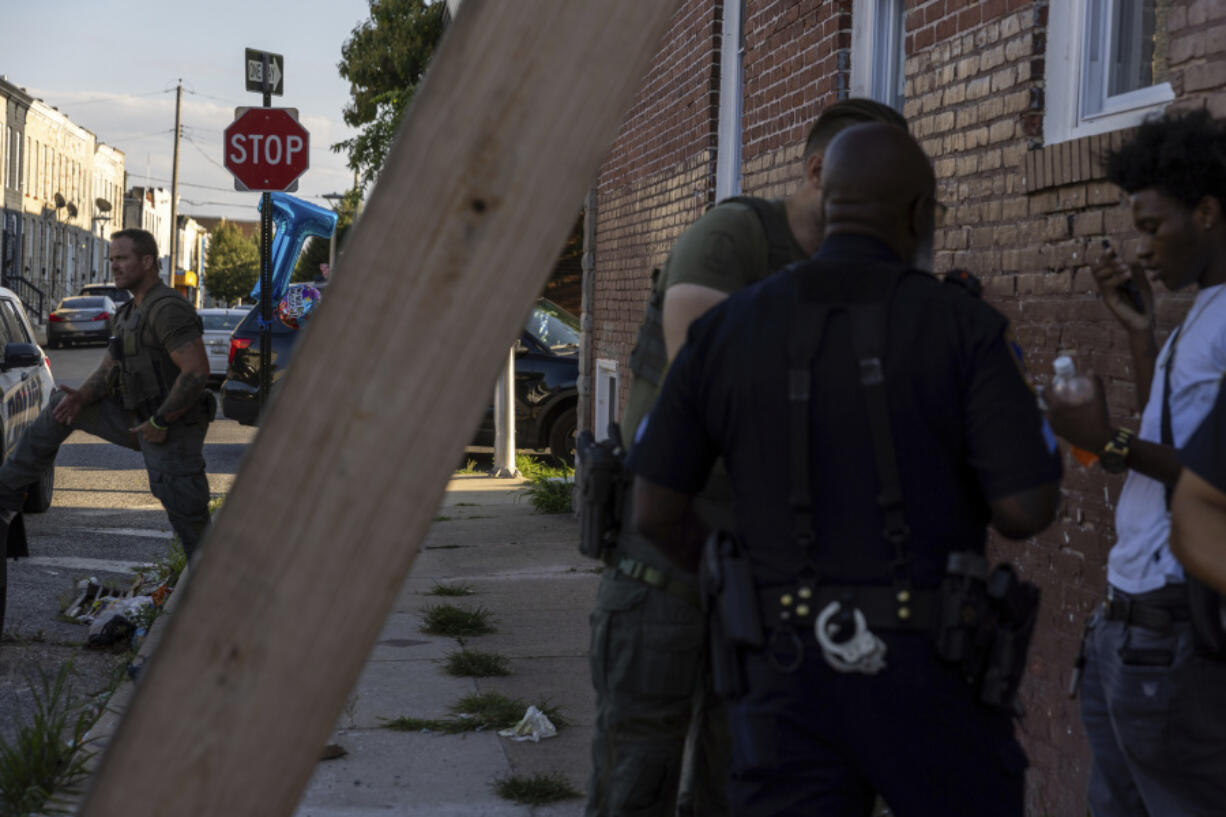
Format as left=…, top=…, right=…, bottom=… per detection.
left=1047, top=108, right=1226, bottom=817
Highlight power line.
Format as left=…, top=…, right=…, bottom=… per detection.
left=182, top=133, right=228, bottom=173
left=52, top=88, right=172, bottom=107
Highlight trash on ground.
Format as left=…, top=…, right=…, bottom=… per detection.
left=87, top=596, right=154, bottom=647
left=497, top=705, right=558, bottom=743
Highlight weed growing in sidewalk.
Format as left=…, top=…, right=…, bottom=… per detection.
left=521, top=476, right=573, bottom=514
left=0, top=663, right=96, bottom=815
left=382, top=691, right=565, bottom=735
left=455, top=458, right=481, bottom=474
left=132, top=540, right=187, bottom=589
left=444, top=649, right=512, bottom=677
left=425, top=582, right=475, bottom=597
left=420, top=604, right=495, bottom=637
left=493, top=772, right=582, bottom=805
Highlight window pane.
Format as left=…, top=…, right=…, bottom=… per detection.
left=1109, top=0, right=1169, bottom=96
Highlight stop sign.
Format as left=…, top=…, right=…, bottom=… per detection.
left=224, top=107, right=310, bottom=191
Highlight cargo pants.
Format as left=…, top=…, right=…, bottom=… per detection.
left=585, top=527, right=730, bottom=817
left=0, top=389, right=211, bottom=557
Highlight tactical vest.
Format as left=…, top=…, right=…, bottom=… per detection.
left=115, top=283, right=197, bottom=419
left=628, top=196, right=799, bottom=389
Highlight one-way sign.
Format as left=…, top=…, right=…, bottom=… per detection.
left=245, top=48, right=284, bottom=96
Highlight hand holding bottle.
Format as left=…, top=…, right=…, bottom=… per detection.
left=1045, top=356, right=1113, bottom=465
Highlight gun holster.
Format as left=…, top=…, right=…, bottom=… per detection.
left=936, top=551, right=1039, bottom=714
left=576, top=424, right=627, bottom=560
left=701, top=530, right=765, bottom=699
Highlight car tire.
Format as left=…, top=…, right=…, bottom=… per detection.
left=548, top=407, right=577, bottom=467
left=23, top=466, right=53, bottom=514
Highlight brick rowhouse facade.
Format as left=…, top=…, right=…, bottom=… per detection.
left=584, top=1, right=1226, bottom=814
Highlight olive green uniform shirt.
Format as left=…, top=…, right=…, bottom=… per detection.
left=622, top=198, right=806, bottom=544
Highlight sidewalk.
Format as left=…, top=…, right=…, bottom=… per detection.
left=87, top=473, right=597, bottom=815
left=294, top=474, right=595, bottom=816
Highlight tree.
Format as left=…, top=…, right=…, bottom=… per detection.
left=293, top=189, right=362, bottom=282
left=334, top=0, right=448, bottom=189
left=205, top=222, right=259, bottom=305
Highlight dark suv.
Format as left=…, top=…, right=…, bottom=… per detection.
left=221, top=293, right=579, bottom=462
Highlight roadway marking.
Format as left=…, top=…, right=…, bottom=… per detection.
left=77, top=527, right=173, bottom=540
left=21, top=555, right=148, bottom=574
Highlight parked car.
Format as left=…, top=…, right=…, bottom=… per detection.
left=471, top=298, right=579, bottom=464
left=79, top=282, right=132, bottom=306
left=199, top=308, right=246, bottom=386
left=0, top=286, right=58, bottom=633
left=47, top=296, right=116, bottom=348
left=221, top=292, right=580, bottom=463
left=220, top=283, right=325, bottom=426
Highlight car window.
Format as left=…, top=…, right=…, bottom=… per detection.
left=1, top=300, right=31, bottom=343
left=525, top=300, right=580, bottom=351
left=202, top=313, right=243, bottom=331
left=60, top=297, right=106, bottom=309
left=0, top=302, right=15, bottom=347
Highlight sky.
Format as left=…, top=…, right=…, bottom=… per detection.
left=5, top=0, right=375, bottom=221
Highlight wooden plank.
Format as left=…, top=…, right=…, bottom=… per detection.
left=79, top=2, right=679, bottom=815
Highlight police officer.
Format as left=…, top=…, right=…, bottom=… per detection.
left=0, top=228, right=213, bottom=558
left=585, top=99, right=907, bottom=817
left=628, top=123, right=1062, bottom=816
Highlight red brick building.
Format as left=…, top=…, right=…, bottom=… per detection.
left=579, top=1, right=1226, bottom=813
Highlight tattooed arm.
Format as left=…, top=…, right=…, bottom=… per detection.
left=130, top=337, right=209, bottom=443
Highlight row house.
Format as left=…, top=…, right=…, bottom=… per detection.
left=0, top=76, right=125, bottom=322
left=579, top=1, right=1224, bottom=814
left=174, top=214, right=209, bottom=307
left=123, top=185, right=174, bottom=283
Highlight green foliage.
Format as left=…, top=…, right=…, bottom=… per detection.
left=443, top=649, right=511, bottom=677
left=133, top=540, right=187, bottom=590
left=420, top=604, right=495, bottom=637
left=515, top=454, right=574, bottom=513
left=335, top=0, right=448, bottom=188
left=493, top=773, right=582, bottom=805
left=204, top=221, right=259, bottom=305
left=293, top=188, right=361, bottom=282
left=383, top=691, right=563, bottom=735
left=0, top=664, right=95, bottom=815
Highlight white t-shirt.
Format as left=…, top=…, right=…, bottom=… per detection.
left=1108, top=284, right=1226, bottom=594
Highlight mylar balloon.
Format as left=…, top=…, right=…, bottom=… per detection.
left=276, top=285, right=321, bottom=329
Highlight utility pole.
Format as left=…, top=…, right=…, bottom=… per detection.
left=168, top=80, right=182, bottom=286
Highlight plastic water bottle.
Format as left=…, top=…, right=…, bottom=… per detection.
left=1051, top=356, right=1098, bottom=466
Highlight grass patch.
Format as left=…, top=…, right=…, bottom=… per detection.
left=521, top=476, right=573, bottom=514
left=454, top=502, right=477, bottom=507
left=515, top=454, right=574, bottom=513
left=425, top=582, right=475, bottom=597
left=420, top=604, right=495, bottom=637
left=444, top=649, right=512, bottom=677
left=383, top=692, right=565, bottom=735
left=0, top=663, right=96, bottom=815
left=132, top=540, right=187, bottom=589
left=432, top=514, right=453, bottom=522
left=455, top=457, right=482, bottom=474
left=493, top=772, right=582, bottom=805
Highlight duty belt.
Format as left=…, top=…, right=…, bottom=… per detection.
left=760, top=582, right=938, bottom=634
left=1104, top=584, right=1189, bottom=635
left=615, top=555, right=701, bottom=609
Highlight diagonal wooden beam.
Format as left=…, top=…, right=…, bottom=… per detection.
left=80, top=2, right=677, bottom=814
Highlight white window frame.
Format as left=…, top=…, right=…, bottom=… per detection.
left=1045, top=0, right=1173, bottom=144
left=851, top=0, right=906, bottom=112
left=593, top=358, right=619, bottom=443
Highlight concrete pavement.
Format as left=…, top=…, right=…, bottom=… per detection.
left=88, top=473, right=598, bottom=815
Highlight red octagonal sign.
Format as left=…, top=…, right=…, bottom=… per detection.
left=224, top=107, right=309, bottom=192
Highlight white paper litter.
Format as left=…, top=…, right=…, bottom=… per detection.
left=497, top=705, right=558, bottom=743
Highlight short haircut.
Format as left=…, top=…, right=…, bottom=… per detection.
left=1104, top=108, right=1226, bottom=211
left=803, top=98, right=909, bottom=158
left=110, top=228, right=159, bottom=261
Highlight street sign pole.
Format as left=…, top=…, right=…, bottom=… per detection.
left=259, top=53, right=273, bottom=412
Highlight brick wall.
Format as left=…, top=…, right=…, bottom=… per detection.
left=906, top=1, right=1226, bottom=813
left=588, top=1, right=1226, bottom=814
left=589, top=0, right=720, bottom=383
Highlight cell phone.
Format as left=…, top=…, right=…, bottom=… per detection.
left=1101, top=239, right=1146, bottom=315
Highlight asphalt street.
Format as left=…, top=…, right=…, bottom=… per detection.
left=0, top=342, right=256, bottom=742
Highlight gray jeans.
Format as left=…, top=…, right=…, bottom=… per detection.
left=1080, top=595, right=1226, bottom=817
left=0, top=390, right=211, bottom=557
